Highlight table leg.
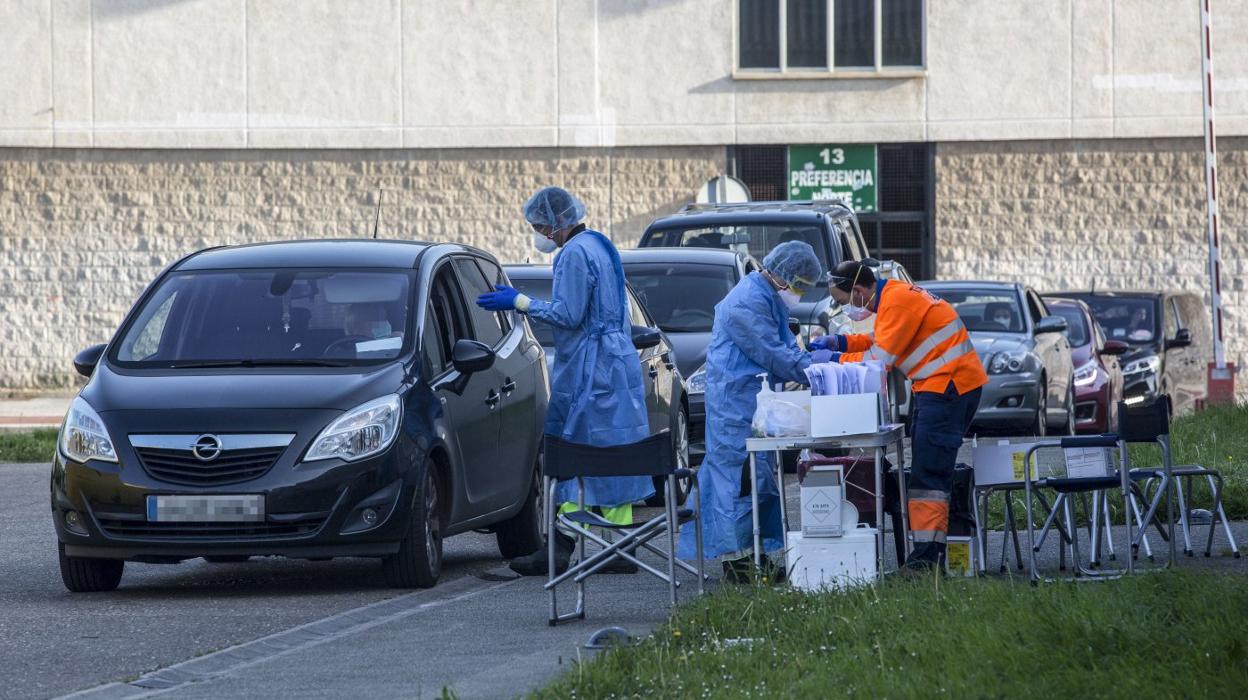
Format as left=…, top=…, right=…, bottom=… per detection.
left=875, top=446, right=885, bottom=578
left=894, top=438, right=911, bottom=560
left=776, top=450, right=788, bottom=554
left=750, top=451, right=761, bottom=570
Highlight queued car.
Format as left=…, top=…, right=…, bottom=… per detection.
left=54, top=240, right=549, bottom=592
left=616, top=248, right=758, bottom=460
left=503, top=265, right=691, bottom=504
left=922, top=281, right=1074, bottom=435
left=1042, top=297, right=1128, bottom=433
left=1052, top=290, right=1210, bottom=416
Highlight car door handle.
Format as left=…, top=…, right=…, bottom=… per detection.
left=648, top=364, right=659, bottom=379
left=501, top=378, right=516, bottom=395
left=485, top=390, right=500, bottom=409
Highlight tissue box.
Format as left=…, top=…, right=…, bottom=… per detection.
left=786, top=529, right=878, bottom=591
left=810, top=393, right=886, bottom=437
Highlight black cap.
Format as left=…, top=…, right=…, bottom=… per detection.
left=829, top=260, right=876, bottom=292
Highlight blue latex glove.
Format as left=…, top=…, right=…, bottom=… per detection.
left=810, top=349, right=840, bottom=364
left=477, top=285, right=520, bottom=311
left=809, top=334, right=845, bottom=351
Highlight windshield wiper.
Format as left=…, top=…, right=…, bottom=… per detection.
left=168, top=359, right=352, bottom=369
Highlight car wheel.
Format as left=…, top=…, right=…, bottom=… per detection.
left=496, top=461, right=543, bottom=559
left=646, top=406, right=692, bottom=507
left=1059, top=382, right=1076, bottom=435
left=203, top=555, right=251, bottom=563
left=59, top=542, right=123, bottom=593
left=382, top=464, right=443, bottom=589
left=1029, top=383, right=1047, bottom=437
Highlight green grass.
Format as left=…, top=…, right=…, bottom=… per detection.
left=533, top=571, right=1248, bottom=699
left=0, top=429, right=58, bottom=463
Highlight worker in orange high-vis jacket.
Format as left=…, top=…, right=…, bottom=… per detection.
left=812, top=260, right=988, bottom=571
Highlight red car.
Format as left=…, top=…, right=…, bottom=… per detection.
left=1042, top=297, right=1128, bottom=433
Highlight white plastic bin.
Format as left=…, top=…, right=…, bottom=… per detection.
left=786, top=528, right=878, bottom=591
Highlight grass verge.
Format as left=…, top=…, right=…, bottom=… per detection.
left=534, top=570, right=1248, bottom=699
left=0, top=429, right=58, bottom=463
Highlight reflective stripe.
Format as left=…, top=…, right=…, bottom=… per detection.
left=897, top=317, right=967, bottom=375
left=908, top=489, right=949, bottom=501
left=863, top=344, right=896, bottom=364
left=911, top=529, right=948, bottom=544
left=910, top=339, right=978, bottom=380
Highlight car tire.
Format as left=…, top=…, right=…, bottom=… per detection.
left=1058, top=381, right=1076, bottom=435
left=646, top=406, right=692, bottom=507
left=203, top=555, right=251, bottom=563
left=496, top=462, right=543, bottom=559
left=382, top=464, right=443, bottom=589
left=59, top=542, right=123, bottom=593
left=1029, top=382, right=1047, bottom=437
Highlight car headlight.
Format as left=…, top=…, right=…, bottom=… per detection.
left=305, top=395, right=402, bottom=462
left=1122, top=355, right=1160, bottom=376
left=1073, top=359, right=1099, bottom=387
left=987, top=350, right=1032, bottom=375
left=59, top=397, right=118, bottom=463
left=686, top=365, right=707, bottom=395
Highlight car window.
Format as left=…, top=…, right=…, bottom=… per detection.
left=1169, top=296, right=1185, bottom=334
left=113, top=268, right=413, bottom=366
left=626, top=287, right=650, bottom=328
left=452, top=257, right=506, bottom=348
left=474, top=258, right=513, bottom=334
left=1025, top=290, right=1046, bottom=325
left=1047, top=303, right=1090, bottom=347
left=421, top=301, right=447, bottom=377
left=623, top=262, right=737, bottom=333
left=429, top=264, right=472, bottom=371
left=508, top=276, right=555, bottom=346
left=923, top=287, right=1025, bottom=333
left=1075, top=296, right=1158, bottom=344
left=838, top=221, right=867, bottom=262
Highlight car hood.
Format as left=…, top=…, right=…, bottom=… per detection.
left=968, top=332, right=1031, bottom=362
left=1119, top=345, right=1161, bottom=367
left=83, top=362, right=408, bottom=412
left=665, top=332, right=711, bottom=379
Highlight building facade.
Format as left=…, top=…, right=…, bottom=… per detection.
left=1, top=0, right=1245, bottom=393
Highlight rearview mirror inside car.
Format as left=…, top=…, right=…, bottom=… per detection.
left=73, top=344, right=107, bottom=377
left=1034, top=316, right=1068, bottom=335
left=1099, top=340, right=1129, bottom=356
left=451, top=339, right=495, bottom=375
left=1166, top=328, right=1193, bottom=349
left=631, top=325, right=663, bottom=351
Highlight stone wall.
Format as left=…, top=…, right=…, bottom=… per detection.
left=935, top=137, right=1247, bottom=390
left=0, top=146, right=724, bottom=394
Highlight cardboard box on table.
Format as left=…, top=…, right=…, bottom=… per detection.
left=810, top=392, right=888, bottom=438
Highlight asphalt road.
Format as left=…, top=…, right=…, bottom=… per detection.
left=0, top=462, right=510, bottom=699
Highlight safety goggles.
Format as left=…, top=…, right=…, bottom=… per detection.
left=828, top=265, right=865, bottom=292
left=772, top=274, right=814, bottom=296
left=530, top=222, right=555, bottom=239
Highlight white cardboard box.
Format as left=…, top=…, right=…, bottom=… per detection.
left=800, top=465, right=844, bottom=538
left=972, top=441, right=1100, bottom=485
left=786, top=528, right=878, bottom=591
left=809, top=393, right=885, bottom=438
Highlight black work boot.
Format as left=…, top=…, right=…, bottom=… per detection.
left=509, top=532, right=574, bottom=576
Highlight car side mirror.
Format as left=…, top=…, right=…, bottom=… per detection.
left=73, top=344, right=107, bottom=377
left=1166, top=328, right=1192, bottom=349
left=1034, top=316, right=1067, bottom=335
left=787, top=317, right=802, bottom=336
left=631, top=325, right=663, bottom=350
left=1099, top=340, right=1129, bottom=356
left=451, top=339, right=495, bottom=375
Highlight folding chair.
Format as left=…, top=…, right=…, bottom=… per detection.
left=542, top=431, right=704, bottom=626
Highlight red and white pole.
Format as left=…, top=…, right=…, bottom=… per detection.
left=1200, top=0, right=1236, bottom=403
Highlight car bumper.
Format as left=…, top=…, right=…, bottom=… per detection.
left=51, top=444, right=416, bottom=561
left=1073, top=373, right=1113, bottom=433
left=972, top=373, right=1042, bottom=429
left=1123, top=371, right=1159, bottom=404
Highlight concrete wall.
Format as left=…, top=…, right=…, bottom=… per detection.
left=0, top=146, right=723, bottom=394
left=935, top=137, right=1247, bottom=375
left=4, top=0, right=1248, bottom=148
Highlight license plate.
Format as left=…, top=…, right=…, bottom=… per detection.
left=147, top=495, right=265, bottom=523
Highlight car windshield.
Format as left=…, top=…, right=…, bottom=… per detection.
left=644, top=224, right=832, bottom=301
left=112, top=268, right=413, bottom=367
left=1046, top=303, right=1091, bottom=346
left=623, top=262, right=736, bottom=333
left=1073, top=295, right=1157, bottom=344
left=926, top=287, right=1025, bottom=333
left=508, top=277, right=556, bottom=346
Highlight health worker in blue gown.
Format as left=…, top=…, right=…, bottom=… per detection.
left=476, top=186, right=653, bottom=576
left=676, top=240, right=830, bottom=582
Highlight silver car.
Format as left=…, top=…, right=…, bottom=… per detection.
left=922, top=281, right=1075, bottom=435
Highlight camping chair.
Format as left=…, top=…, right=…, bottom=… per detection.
left=542, top=431, right=704, bottom=626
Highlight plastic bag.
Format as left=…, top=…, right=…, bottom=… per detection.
left=752, top=380, right=809, bottom=437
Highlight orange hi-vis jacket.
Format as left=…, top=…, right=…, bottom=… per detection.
left=840, top=280, right=988, bottom=395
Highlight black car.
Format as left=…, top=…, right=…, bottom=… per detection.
left=54, top=240, right=549, bottom=592
left=637, top=200, right=872, bottom=343
left=615, top=248, right=757, bottom=460
left=1053, top=290, right=1211, bottom=415
left=504, top=265, right=690, bottom=503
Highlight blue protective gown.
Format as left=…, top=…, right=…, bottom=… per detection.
left=525, top=229, right=655, bottom=506
left=678, top=272, right=811, bottom=560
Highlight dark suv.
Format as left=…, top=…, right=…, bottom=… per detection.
left=53, top=240, right=548, bottom=592
left=1054, top=290, right=1211, bottom=415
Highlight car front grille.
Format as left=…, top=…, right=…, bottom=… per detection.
left=134, top=446, right=285, bottom=486
left=94, top=513, right=327, bottom=540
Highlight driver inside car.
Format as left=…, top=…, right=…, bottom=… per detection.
left=343, top=303, right=395, bottom=340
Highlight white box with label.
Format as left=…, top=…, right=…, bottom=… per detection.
left=945, top=536, right=977, bottom=577
left=809, top=393, right=886, bottom=438
left=786, top=528, right=878, bottom=591
left=800, top=465, right=845, bottom=538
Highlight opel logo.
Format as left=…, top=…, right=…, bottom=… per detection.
left=192, top=434, right=223, bottom=462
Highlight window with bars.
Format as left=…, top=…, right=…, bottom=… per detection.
left=737, top=0, right=923, bottom=72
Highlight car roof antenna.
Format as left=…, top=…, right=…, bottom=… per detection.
left=371, top=188, right=383, bottom=239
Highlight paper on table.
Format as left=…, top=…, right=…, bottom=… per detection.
left=820, top=364, right=841, bottom=396
left=863, top=361, right=885, bottom=395
left=852, top=364, right=870, bottom=395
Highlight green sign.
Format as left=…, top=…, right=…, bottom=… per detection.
left=787, top=144, right=878, bottom=212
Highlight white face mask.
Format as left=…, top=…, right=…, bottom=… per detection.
left=843, top=287, right=876, bottom=322
left=778, top=289, right=802, bottom=309
left=532, top=233, right=558, bottom=254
